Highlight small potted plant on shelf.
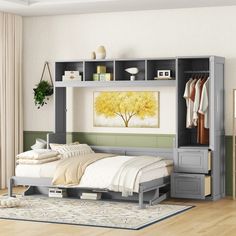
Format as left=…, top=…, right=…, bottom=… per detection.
left=33, top=80, right=53, bottom=109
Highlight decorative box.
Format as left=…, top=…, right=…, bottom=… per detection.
left=64, top=71, right=80, bottom=77
left=93, top=73, right=100, bottom=81
left=80, top=192, right=102, bottom=200
left=48, top=188, right=67, bottom=198
left=62, top=75, right=82, bottom=81
left=96, top=66, right=106, bottom=74
left=156, top=70, right=172, bottom=79
left=99, top=73, right=113, bottom=81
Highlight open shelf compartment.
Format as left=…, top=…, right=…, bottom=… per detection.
left=177, top=58, right=210, bottom=148
left=84, top=60, right=114, bottom=81
left=55, top=61, right=83, bottom=82
left=147, top=59, right=176, bottom=80
left=115, top=59, right=145, bottom=81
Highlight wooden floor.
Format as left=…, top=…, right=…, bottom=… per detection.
left=0, top=188, right=236, bottom=236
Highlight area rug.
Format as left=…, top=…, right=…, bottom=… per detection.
left=0, top=196, right=193, bottom=230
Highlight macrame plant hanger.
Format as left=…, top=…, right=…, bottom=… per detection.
left=40, top=61, right=53, bottom=86
left=33, top=61, right=54, bottom=109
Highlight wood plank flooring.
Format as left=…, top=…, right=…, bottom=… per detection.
left=0, top=188, right=236, bottom=236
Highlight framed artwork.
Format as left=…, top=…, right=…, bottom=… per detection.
left=93, top=91, right=160, bottom=128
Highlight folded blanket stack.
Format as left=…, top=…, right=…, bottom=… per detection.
left=16, top=149, right=60, bottom=165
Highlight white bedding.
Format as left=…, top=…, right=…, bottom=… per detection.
left=15, top=155, right=173, bottom=193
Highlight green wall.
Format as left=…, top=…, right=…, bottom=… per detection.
left=225, top=136, right=233, bottom=196
left=23, top=131, right=233, bottom=196
left=23, top=131, right=175, bottom=150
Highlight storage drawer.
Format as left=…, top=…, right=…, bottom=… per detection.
left=174, top=149, right=211, bottom=174
left=171, top=173, right=211, bottom=199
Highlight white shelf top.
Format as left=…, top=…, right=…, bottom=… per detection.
left=54, top=80, right=176, bottom=88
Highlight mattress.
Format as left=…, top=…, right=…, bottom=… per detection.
left=15, top=155, right=173, bottom=193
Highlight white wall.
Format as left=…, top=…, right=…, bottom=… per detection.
left=23, top=6, right=236, bottom=135
left=66, top=87, right=175, bottom=134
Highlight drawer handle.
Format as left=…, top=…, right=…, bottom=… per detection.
left=180, top=151, right=202, bottom=153
left=177, top=175, right=197, bottom=178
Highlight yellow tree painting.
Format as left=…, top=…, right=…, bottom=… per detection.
left=94, top=91, right=159, bottom=128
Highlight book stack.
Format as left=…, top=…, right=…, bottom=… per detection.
left=62, top=71, right=82, bottom=81
left=48, top=188, right=67, bottom=198
left=80, top=192, right=102, bottom=200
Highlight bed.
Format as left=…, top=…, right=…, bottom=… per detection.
left=9, top=137, right=174, bottom=208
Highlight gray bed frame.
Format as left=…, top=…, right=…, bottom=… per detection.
left=9, top=135, right=173, bottom=209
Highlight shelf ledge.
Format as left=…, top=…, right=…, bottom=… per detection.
left=55, top=80, right=176, bottom=88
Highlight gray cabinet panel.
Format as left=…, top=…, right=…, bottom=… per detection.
left=171, top=173, right=210, bottom=199
left=174, top=149, right=210, bottom=174
left=55, top=87, right=66, bottom=133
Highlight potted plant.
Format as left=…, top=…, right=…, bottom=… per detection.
left=33, top=80, right=53, bottom=109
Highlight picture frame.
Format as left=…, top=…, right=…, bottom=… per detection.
left=93, top=91, right=160, bottom=128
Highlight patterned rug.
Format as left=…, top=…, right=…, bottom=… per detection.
left=0, top=196, right=193, bottom=230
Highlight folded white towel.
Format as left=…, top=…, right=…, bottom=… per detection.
left=17, top=156, right=60, bottom=165
left=17, top=149, right=59, bottom=160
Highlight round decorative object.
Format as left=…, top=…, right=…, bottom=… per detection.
left=91, top=51, right=96, bottom=60
left=96, top=45, right=106, bottom=59
left=125, top=67, right=139, bottom=81
left=0, top=197, right=21, bottom=208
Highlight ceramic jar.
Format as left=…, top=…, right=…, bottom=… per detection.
left=96, top=45, right=106, bottom=59
left=91, top=51, right=96, bottom=60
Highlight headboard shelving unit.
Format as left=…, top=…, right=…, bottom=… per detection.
left=53, top=56, right=225, bottom=201
left=55, top=58, right=176, bottom=87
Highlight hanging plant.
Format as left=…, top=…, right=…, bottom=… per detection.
left=34, top=80, right=53, bottom=108
left=33, top=62, right=54, bottom=109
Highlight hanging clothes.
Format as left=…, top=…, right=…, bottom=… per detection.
left=183, top=78, right=193, bottom=128
left=197, top=78, right=209, bottom=144
left=183, top=77, right=210, bottom=145
left=183, top=78, right=197, bottom=128
left=189, top=79, right=198, bottom=127
left=199, top=77, right=210, bottom=129
left=192, top=79, right=202, bottom=126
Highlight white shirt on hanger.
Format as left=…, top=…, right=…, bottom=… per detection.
left=193, top=79, right=202, bottom=126
left=183, top=78, right=193, bottom=128
left=199, top=77, right=210, bottom=129
left=188, top=79, right=197, bottom=128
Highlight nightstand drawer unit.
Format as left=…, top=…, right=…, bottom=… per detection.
left=171, top=173, right=211, bottom=199
left=174, top=149, right=211, bottom=174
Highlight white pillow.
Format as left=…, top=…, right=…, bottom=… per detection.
left=16, top=149, right=59, bottom=160
left=50, top=142, right=80, bottom=151
left=31, top=138, right=47, bottom=150
left=56, top=144, right=94, bottom=159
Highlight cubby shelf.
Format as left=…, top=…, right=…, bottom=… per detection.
left=55, top=58, right=177, bottom=86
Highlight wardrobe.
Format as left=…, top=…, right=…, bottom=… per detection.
left=171, top=56, right=225, bottom=200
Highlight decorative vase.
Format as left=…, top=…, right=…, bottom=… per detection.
left=96, top=45, right=106, bottom=59
left=91, top=51, right=96, bottom=60
left=130, top=75, right=135, bottom=81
